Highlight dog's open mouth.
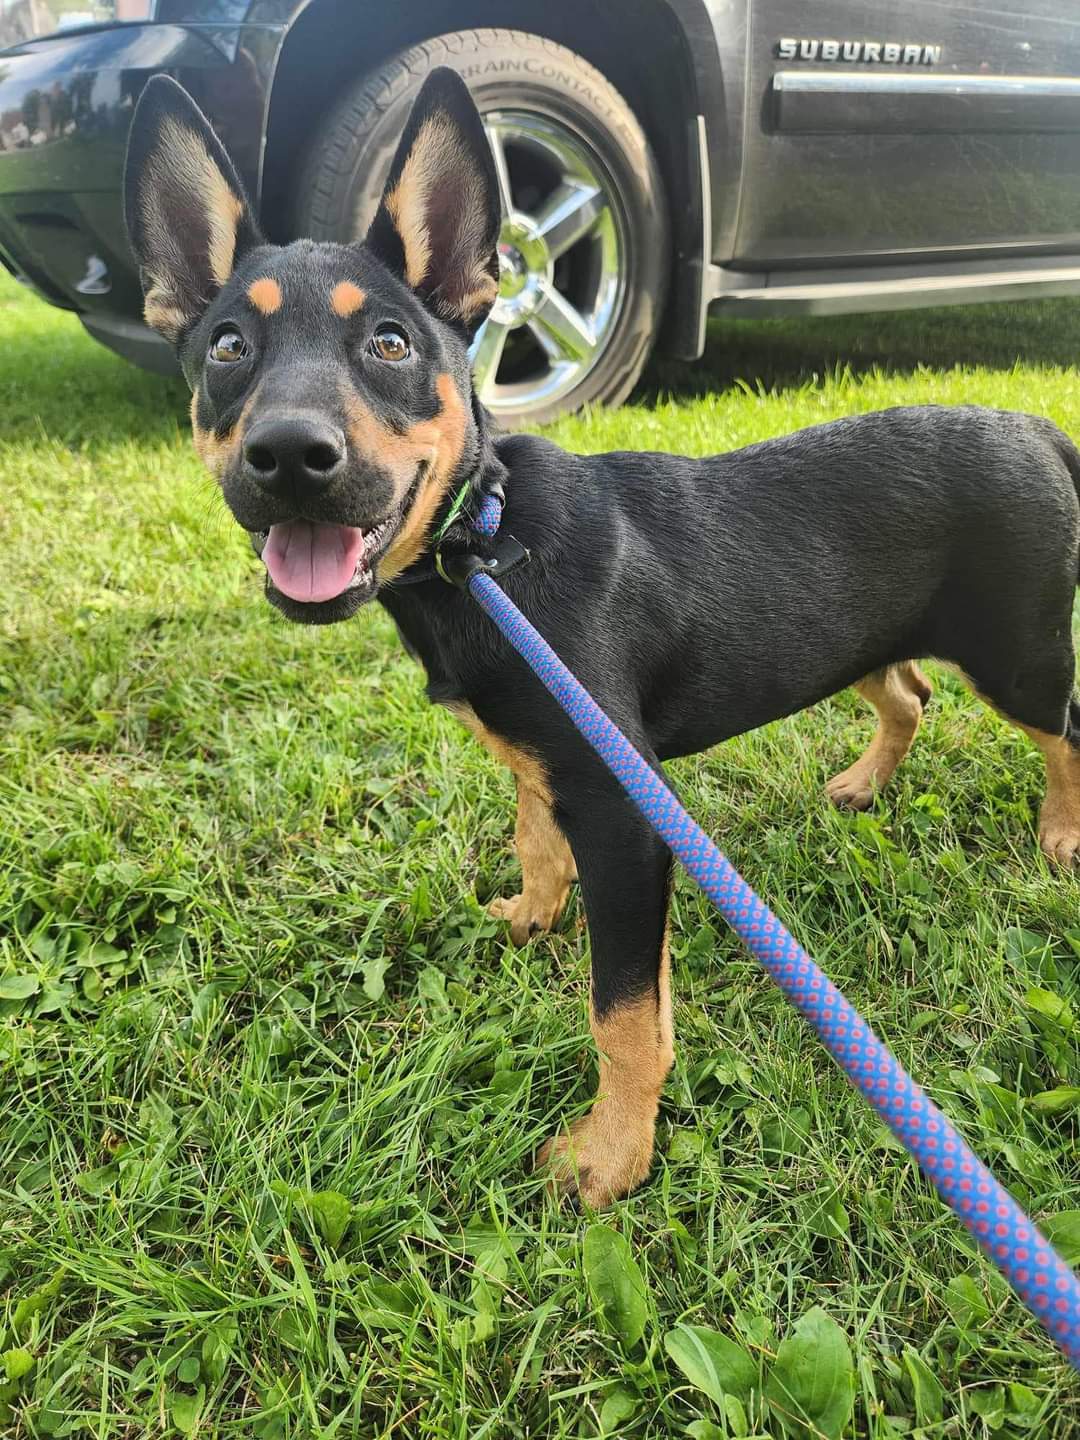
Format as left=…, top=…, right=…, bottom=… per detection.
left=260, top=516, right=394, bottom=603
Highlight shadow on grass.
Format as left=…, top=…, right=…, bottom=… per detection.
left=0, top=290, right=189, bottom=448
left=639, top=295, right=1080, bottom=404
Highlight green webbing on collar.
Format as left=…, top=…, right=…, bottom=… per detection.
left=432, top=476, right=474, bottom=547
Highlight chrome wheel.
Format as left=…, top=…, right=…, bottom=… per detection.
left=470, top=111, right=624, bottom=419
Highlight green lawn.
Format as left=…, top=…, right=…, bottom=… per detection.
left=2, top=268, right=1080, bottom=1438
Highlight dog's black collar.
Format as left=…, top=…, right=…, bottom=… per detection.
left=434, top=528, right=530, bottom=589
left=384, top=561, right=440, bottom=587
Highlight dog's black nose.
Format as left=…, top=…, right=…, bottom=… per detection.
left=242, top=415, right=346, bottom=493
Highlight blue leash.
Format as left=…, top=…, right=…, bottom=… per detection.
left=454, top=491, right=1080, bottom=1369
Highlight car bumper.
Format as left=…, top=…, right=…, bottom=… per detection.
left=0, top=20, right=274, bottom=363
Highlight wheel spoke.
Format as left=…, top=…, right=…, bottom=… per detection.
left=534, top=182, right=604, bottom=258
left=470, top=316, right=511, bottom=399
left=528, top=284, right=596, bottom=363
left=470, top=108, right=624, bottom=415
left=484, top=122, right=515, bottom=219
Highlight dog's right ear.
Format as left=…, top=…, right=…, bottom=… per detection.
left=124, top=76, right=261, bottom=346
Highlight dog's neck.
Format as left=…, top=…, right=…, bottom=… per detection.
left=458, top=386, right=508, bottom=514
left=385, top=388, right=508, bottom=588
left=446, top=385, right=508, bottom=528
left=375, top=389, right=511, bottom=698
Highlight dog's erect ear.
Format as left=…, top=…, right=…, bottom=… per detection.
left=366, top=68, right=500, bottom=335
left=124, top=76, right=262, bottom=345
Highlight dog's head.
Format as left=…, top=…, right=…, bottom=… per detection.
left=124, top=70, right=500, bottom=623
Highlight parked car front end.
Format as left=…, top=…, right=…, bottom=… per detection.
left=0, top=0, right=274, bottom=370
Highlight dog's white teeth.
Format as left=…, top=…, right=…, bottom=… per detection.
left=360, top=520, right=390, bottom=553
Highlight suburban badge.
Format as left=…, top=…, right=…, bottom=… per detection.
left=777, top=38, right=942, bottom=65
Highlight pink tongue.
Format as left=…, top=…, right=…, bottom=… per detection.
left=263, top=521, right=365, bottom=603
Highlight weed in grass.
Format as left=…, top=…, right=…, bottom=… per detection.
left=1, top=271, right=1079, bottom=1434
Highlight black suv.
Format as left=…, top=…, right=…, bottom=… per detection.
left=2, top=2, right=1080, bottom=425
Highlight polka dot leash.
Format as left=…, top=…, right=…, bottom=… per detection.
left=462, top=505, right=1080, bottom=1368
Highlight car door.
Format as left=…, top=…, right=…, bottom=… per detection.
left=734, top=0, right=1080, bottom=266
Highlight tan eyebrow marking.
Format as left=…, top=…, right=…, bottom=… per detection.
left=246, top=277, right=282, bottom=314
left=330, top=281, right=366, bottom=318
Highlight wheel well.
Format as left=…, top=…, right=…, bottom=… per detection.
left=260, top=0, right=704, bottom=353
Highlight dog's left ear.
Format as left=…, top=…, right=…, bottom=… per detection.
left=366, top=68, right=500, bottom=336
left=124, top=75, right=262, bottom=345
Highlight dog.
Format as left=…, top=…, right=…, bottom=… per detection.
left=124, top=70, right=1080, bottom=1207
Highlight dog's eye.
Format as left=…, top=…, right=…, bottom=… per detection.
left=209, top=328, right=247, bottom=364
left=371, top=325, right=410, bottom=363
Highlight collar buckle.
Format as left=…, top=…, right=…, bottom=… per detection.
left=435, top=532, right=530, bottom=589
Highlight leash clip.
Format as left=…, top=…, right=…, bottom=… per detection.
left=435, top=532, right=530, bottom=589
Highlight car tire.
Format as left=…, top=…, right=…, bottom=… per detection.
left=295, top=28, right=669, bottom=427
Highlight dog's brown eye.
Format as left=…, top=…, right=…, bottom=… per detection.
left=210, top=329, right=247, bottom=364
left=371, top=325, right=410, bottom=363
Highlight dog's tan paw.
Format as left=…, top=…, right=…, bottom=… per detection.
left=825, top=766, right=876, bottom=811
left=488, top=894, right=562, bottom=945
left=536, top=1112, right=654, bottom=1208
left=1039, top=821, right=1080, bottom=867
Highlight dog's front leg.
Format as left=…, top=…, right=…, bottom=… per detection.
left=488, top=778, right=577, bottom=943
left=539, top=790, right=674, bottom=1207
left=445, top=701, right=576, bottom=941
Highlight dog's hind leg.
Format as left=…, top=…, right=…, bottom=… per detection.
left=488, top=778, right=577, bottom=943
left=1019, top=716, right=1080, bottom=865
left=954, top=641, right=1080, bottom=866
left=826, top=662, right=932, bottom=810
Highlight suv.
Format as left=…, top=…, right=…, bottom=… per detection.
left=2, top=2, right=1080, bottom=425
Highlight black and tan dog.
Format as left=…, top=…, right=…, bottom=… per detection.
left=124, top=71, right=1080, bottom=1206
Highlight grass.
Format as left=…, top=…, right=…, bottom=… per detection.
left=1, top=267, right=1080, bottom=1438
